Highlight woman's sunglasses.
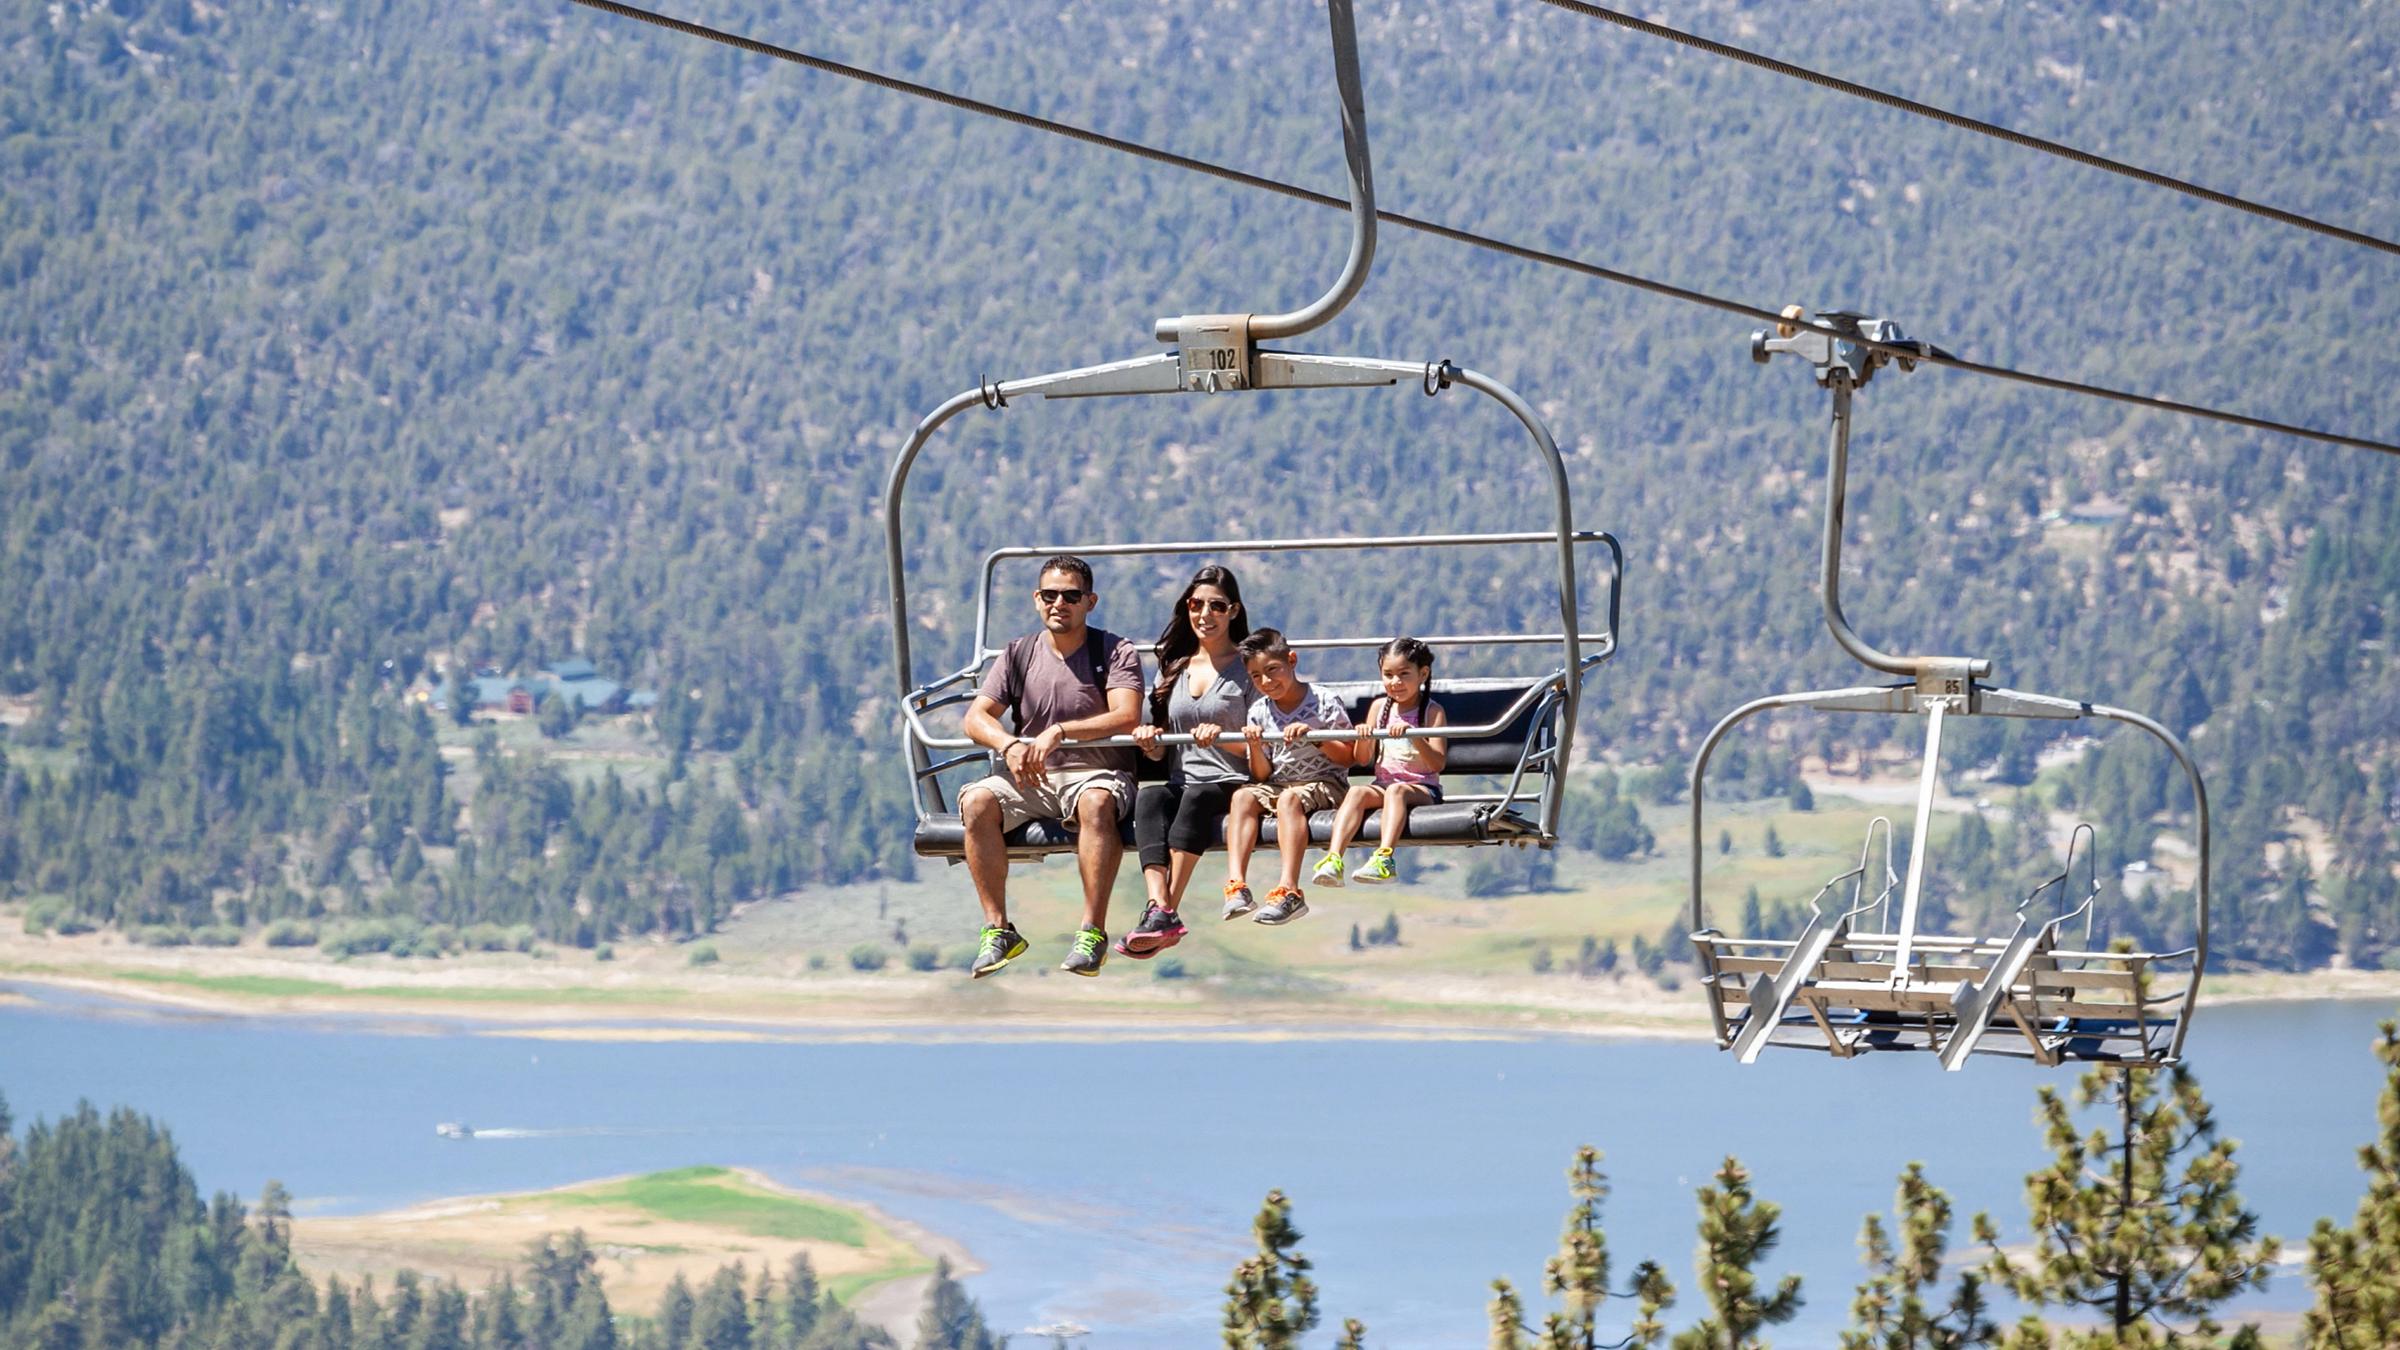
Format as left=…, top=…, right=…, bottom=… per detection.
left=1185, top=597, right=1235, bottom=615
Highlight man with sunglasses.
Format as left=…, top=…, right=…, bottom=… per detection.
left=958, top=555, right=1143, bottom=977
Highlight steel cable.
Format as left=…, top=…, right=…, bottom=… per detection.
left=560, top=0, right=2399, bottom=458
left=1535, top=0, right=2400, bottom=262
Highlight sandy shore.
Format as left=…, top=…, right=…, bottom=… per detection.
left=3, top=924, right=2391, bottom=1044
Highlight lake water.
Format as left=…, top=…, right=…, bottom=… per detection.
left=1, top=986, right=2388, bottom=1346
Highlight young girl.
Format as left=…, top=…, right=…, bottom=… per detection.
left=1312, top=637, right=1447, bottom=886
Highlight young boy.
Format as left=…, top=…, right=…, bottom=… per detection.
left=1222, top=629, right=1356, bottom=925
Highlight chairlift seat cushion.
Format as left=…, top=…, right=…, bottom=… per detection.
left=910, top=798, right=1537, bottom=858
left=912, top=676, right=1555, bottom=860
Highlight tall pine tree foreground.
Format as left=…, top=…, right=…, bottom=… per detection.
left=2305, top=1019, right=2400, bottom=1348
left=1222, top=1189, right=1327, bottom=1350
left=1672, top=1157, right=1802, bottom=1350
left=1978, top=1063, right=2277, bottom=1347
left=1489, top=1145, right=1675, bottom=1349
left=1844, top=1164, right=1994, bottom=1350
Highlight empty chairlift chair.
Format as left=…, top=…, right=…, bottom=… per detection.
left=1686, top=310, right=2207, bottom=1070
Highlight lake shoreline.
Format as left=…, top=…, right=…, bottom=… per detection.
left=5, top=928, right=2393, bottom=1044
left=287, top=1164, right=973, bottom=1344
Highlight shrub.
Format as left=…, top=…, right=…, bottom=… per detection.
left=847, top=944, right=887, bottom=972
left=806, top=952, right=828, bottom=971
left=1153, top=956, right=1188, bottom=980
left=906, top=945, right=941, bottom=972
left=133, top=924, right=190, bottom=948
left=460, top=922, right=536, bottom=953
left=191, top=925, right=243, bottom=948
left=262, top=919, right=318, bottom=947
left=52, top=914, right=96, bottom=936
left=323, top=917, right=422, bottom=958
left=1530, top=945, right=1554, bottom=974
left=594, top=944, right=614, bottom=962
left=687, top=942, right=720, bottom=967
left=22, top=897, right=64, bottom=935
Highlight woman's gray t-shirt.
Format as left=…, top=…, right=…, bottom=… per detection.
left=1162, top=656, right=1257, bottom=786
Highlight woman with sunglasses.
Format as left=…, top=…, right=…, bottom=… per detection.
left=1118, top=565, right=1255, bottom=958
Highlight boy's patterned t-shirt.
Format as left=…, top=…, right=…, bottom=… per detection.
left=1245, top=683, right=1353, bottom=787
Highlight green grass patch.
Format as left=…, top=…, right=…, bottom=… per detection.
left=101, top=968, right=683, bottom=1006
left=555, top=1167, right=871, bottom=1247
left=113, top=970, right=346, bottom=997
left=825, top=1257, right=935, bottom=1305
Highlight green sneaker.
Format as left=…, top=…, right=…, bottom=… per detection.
left=1310, top=852, right=1346, bottom=888
left=970, top=924, right=1029, bottom=979
left=1061, top=925, right=1108, bottom=976
left=1356, top=848, right=1397, bottom=884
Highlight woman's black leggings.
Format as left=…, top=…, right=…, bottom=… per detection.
left=1135, top=780, right=1239, bottom=871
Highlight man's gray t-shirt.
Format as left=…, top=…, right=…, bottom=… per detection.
left=1163, top=657, right=1258, bottom=787
left=978, top=629, right=1143, bottom=774
left=1245, top=683, right=1353, bottom=787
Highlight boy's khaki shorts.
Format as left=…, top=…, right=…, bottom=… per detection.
left=1236, top=779, right=1343, bottom=815
left=962, top=766, right=1134, bottom=833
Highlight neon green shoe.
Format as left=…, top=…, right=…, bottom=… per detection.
left=1310, top=852, right=1347, bottom=888
left=970, top=924, right=1029, bottom=979
left=1061, top=925, right=1108, bottom=976
left=1355, top=848, right=1397, bottom=884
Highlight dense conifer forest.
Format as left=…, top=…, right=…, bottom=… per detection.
left=0, top=0, right=2393, bottom=967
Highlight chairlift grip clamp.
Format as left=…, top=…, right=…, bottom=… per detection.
left=1750, top=306, right=1951, bottom=392
left=1156, top=313, right=1254, bottom=393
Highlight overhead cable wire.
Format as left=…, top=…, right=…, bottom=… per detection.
left=1534, top=0, right=2400, bottom=262
left=559, top=0, right=2400, bottom=459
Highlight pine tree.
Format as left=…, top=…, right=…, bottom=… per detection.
left=2304, top=1019, right=2400, bottom=1347
left=1490, top=1279, right=1531, bottom=1350
left=1221, top=1189, right=1320, bottom=1349
left=1671, top=1157, right=1801, bottom=1349
left=690, top=1263, right=753, bottom=1349
left=657, top=1272, right=698, bottom=1348
left=1842, top=1164, right=1993, bottom=1349
left=915, top=1257, right=998, bottom=1350
left=1507, top=1146, right=1675, bottom=1349
left=1976, top=1063, right=2277, bottom=1345
left=1334, top=1317, right=1369, bottom=1349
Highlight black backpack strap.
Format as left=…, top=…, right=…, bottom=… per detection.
left=1000, top=635, right=1033, bottom=730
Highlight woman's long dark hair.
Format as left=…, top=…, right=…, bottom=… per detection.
left=1149, top=565, right=1250, bottom=724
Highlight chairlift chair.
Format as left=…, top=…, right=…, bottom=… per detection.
left=1687, top=310, right=2208, bottom=1070
left=883, top=1, right=1621, bottom=866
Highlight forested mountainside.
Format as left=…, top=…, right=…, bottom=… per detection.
left=0, top=0, right=2393, bottom=965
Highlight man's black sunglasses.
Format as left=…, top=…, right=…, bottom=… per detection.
left=1036, top=587, right=1087, bottom=606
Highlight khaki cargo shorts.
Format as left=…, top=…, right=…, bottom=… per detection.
left=1237, top=779, right=1343, bottom=815
left=962, top=766, right=1135, bottom=833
